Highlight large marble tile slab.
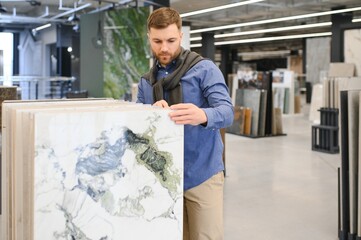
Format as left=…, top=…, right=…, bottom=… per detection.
left=103, top=7, right=150, bottom=99
left=1, top=99, right=120, bottom=240
left=344, top=29, right=361, bottom=77
left=1, top=100, right=183, bottom=240
left=33, top=108, right=183, bottom=240
left=347, top=90, right=360, bottom=236
left=306, top=37, right=331, bottom=84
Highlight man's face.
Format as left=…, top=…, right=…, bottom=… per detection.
left=148, top=23, right=183, bottom=67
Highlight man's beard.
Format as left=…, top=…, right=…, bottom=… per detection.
left=153, top=47, right=181, bottom=66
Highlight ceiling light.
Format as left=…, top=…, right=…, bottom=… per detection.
left=190, top=6, right=361, bottom=34
left=239, top=50, right=291, bottom=57
left=353, top=18, right=361, bottom=22
left=190, top=32, right=332, bottom=48
left=190, top=22, right=332, bottom=41
left=34, top=23, right=51, bottom=31
left=31, top=23, right=51, bottom=36
left=180, top=0, right=265, bottom=18
left=215, top=32, right=332, bottom=46
left=216, top=22, right=331, bottom=39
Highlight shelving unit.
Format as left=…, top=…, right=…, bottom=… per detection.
left=311, top=108, right=339, bottom=153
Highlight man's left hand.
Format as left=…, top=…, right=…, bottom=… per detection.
left=169, top=103, right=207, bottom=126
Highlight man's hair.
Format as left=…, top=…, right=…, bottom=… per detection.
left=147, top=7, right=182, bottom=31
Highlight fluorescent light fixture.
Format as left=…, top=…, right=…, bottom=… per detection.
left=104, top=26, right=128, bottom=30
left=180, top=0, right=264, bottom=18
left=239, top=50, right=291, bottom=57
left=215, top=22, right=331, bottom=39
left=353, top=18, right=361, bottom=22
left=34, top=23, right=51, bottom=31
left=190, top=22, right=331, bottom=41
left=190, top=32, right=331, bottom=48
left=190, top=6, right=361, bottom=34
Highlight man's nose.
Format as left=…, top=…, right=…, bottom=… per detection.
left=161, top=42, right=168, bottom=52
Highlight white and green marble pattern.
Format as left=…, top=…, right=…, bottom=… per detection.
left=33, top=107, right=183, bottom=240
left=103, top=7, right=151, bottom=99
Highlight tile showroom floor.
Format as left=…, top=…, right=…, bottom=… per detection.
left=223, top=102, right=340, bottom=240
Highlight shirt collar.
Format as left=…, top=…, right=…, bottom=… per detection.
left=156, top=59, right=177, bottom=70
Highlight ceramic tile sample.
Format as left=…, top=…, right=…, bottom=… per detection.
left=103, top=7, right=150, bottom=99
left=235, top=89, right=262, bottom=136
left=1, top=102, right=184, bottom=240
left=274, top=108, right=283, bottom=135
left=258, top=90, right=267, bottom=136
left=244, top=108, right=252, bottom=135
left=226, top=106, right=245, bottom=135
left=344, top=29, right=361, bottom=77
left=309, top=84, right=323, bottom=124
left=273, top=87, right=285, bottom=113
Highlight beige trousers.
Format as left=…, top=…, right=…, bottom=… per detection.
left=183, top=171, right=224, bottom=240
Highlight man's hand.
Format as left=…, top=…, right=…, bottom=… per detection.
left=169, top=103, right=207, bottom=126
left=153, top=100, right=170, bottom=108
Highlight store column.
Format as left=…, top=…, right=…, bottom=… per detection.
left=220, top=46, right=230, bottom=84
left=201, top=32, right=215, bottom=61
left=330, top=6, right=352, bottom=62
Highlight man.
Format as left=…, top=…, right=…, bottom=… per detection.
left=137, top=7, right=234, bottom=240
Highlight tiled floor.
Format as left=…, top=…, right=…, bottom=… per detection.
left=223, top=104, right=340, bottom=240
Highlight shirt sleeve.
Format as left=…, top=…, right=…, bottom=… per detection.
left=197, top=60, right=234, bottom=129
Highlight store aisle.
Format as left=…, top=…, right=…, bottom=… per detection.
left=223, top=110, right=340, bottom=240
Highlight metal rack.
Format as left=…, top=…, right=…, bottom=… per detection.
left=0, top=76, right=75, bottom=100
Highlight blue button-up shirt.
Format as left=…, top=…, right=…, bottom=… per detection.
left=137, top=59, right=234, bottom=190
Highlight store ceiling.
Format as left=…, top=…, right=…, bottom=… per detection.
left=1, top=0, right=361, bottom=56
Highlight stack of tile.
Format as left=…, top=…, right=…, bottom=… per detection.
left=323, top=77, right=361, bottom=109
left=338, top=84, right=361, bottom=240
left=0, top=99, right=184, bottom=240
left=227, top=71, right=284, bottom=137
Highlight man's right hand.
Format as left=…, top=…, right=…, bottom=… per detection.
left=153, top=100, right=169, bottom=108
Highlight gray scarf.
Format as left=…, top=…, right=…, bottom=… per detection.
left=142, top=47, right=203, bottom=105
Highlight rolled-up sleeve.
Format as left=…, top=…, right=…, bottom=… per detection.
left=198, top=61, right=234, bottom=129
